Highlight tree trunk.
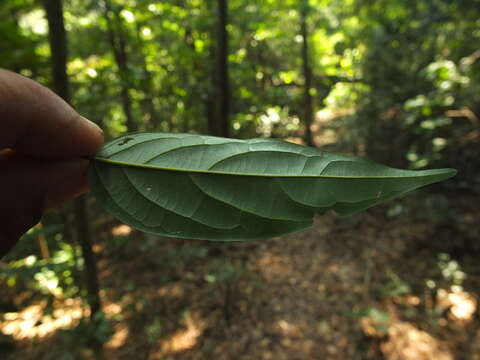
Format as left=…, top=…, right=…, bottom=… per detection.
left=209, top=0, right=230, bottom=137
left=43, top=1, right=104, bottom=357
left=102, top=0, right=137, bottom=132
left=43, top=0, right=70, bottom=99
left=300, top=0, right=315, bottom=146
left=204, top=2, right=217, bottom=134
left=135, top=22, right=157, bottom=130
left=73, top=197, right=101, bottom=317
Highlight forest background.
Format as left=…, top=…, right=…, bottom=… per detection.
left=1, top=0, right=480, bottom=359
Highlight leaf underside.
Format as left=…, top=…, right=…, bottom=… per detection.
left=89, top=133, right=456, bottom=241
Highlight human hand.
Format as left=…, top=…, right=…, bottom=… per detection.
left=0, top=69, right=104, bottom=257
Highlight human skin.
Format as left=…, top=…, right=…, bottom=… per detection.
left=0, top=69, right=104, bottom=257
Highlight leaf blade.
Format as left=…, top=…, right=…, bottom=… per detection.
left=89, top=133, right=456, bottom=241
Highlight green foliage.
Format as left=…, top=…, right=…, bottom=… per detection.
left=378, top=271, right=411, bottom=298
left=347, top=307, right=390, bottom=333
left=145, top=318, right=163, bottom=344
left=331, top=0, right=480, bottom=179
left=205, top=259, right=243, bottom=284
left=89, top=133, right=455, bottom=240
left=436, top=252, right=466, bottom=287
left=0, top=243, right=79, bottom=297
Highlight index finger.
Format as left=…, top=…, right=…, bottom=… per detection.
left=0, top=69, right=104, bottom=158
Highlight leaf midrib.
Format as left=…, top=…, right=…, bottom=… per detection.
left=93, top=156, right=455, bottom=179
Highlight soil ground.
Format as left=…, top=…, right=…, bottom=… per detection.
left=2, top=191, right=480, bottom=360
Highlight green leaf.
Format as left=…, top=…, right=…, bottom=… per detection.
left=89, top=133, right=456, bottom=241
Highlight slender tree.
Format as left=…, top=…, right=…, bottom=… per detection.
left=300, top=0, right=315, bottom=146
left=209, top=0, right=231, bottom=137
left=101, top=0, right=137, bottom=132
left=43, top=1, right=104, bottom=357
left=134, top=21, right=158, bottom=129
left=43, top=0, right=69, bottom=98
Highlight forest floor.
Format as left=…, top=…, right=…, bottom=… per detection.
left=2, top=189, right=480, bottom=360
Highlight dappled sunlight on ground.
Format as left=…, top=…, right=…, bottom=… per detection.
left=437, top=287, right=476, bottom=321
left=257, top=253, right=294, bottom=280
left=104, top=301, right=123, bottom=317
left=157, top=283, right=184, bottom=298
left=103, top=302, right=129, bottom=350
left=3, top=196, right=480, bottom=359
left=105, top=324, right=129, bottom=349
left=277, top=319, right=300, bottom=336
left=0, top=299, right=84, bottom=340
left=402, top=295, right=421, bottom=306
left=111, top=224, right=133, bottom=237
left=382, top=321, right=453, bottom=360
left=153, top=313, right=205, bottom=358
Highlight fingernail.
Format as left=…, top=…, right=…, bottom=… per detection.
left=80, top=116, right=103, bottom=135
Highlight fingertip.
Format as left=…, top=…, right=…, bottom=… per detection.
left=78, top=116, right=104, bottom=155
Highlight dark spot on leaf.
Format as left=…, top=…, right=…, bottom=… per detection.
left=118, top=137, right=134, bottom=146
